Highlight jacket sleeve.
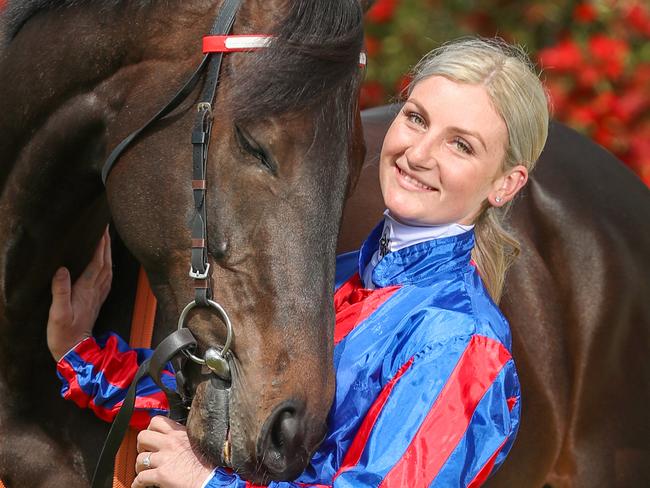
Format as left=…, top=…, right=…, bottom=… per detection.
left=56, top=332, right=175, bottom=431
left=203, top=334, right=521, bottom=488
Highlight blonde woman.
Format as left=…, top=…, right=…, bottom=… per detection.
left=47, top=37, right=549, bottom=487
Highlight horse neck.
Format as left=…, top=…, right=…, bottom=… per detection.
left=0, top=1, right=199, bottom=399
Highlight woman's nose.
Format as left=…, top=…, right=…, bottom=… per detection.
left=405, top=135, right=437, bottom=170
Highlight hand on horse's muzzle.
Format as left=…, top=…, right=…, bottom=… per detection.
left=133, top=416, right=214, bottom=488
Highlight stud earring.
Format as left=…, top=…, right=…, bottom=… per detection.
left=495, top=196, right=502, bottom=203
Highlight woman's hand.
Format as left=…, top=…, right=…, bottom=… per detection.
left=46, top=227, right=113, bottom=361
left=133, top=416, right=215, bottom=488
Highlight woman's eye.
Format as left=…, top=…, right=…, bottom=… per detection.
left=453, top=137, right=473, bottom=155
left=234, top=126, right=277, bottom=175
left=404, top=110, right=425, bottom=127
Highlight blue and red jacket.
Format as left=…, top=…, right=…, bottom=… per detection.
left=57, top=226, right=521, bottom=487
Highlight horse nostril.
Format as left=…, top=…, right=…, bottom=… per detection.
left=259, top=404, right=307, bottom=479
left=271, top=409, right=299, bottom=452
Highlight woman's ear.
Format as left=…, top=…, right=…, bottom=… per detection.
left=488, top=165, right=529, bottom=207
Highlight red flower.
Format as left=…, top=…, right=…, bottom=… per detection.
left=625, top=3, right=650, bottom=37
left=364, top=35, right=381, bottom=58
left=568, top=105, right=598, bottom=130
left=395, top=74, right=412, bottom=96
left=592, top=125, right=614, bottom=149
left=573, top=3, right=597, bottom=23
left=588, top=35, right=629, bottom=79
left=613, top=89, right=649, bottom=124
left=367, top=0, right=399, bottom=24
left=629, top=131, right=650, bottom=177
left=641, top=166, right=650, bottom=188
left=359, top=81, right=386, bottom=109
left=631, top=64, right=650, bottom=89
left=576, top=65, right=600, bottom=88
left=544, top=78, right=570, bottom=114
left=538, top=39, right=583, bottom=72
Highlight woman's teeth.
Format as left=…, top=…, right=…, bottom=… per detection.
left=399, top=167, right=434, bottom=190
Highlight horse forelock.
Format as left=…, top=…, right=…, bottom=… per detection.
left=230, top=0, right=365, bottom=147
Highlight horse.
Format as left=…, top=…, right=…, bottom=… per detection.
left=0, top=1, right=371, bottom=486
left=341, top=105, right=650, bottom=487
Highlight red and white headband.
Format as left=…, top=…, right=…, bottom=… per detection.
left=203, top=35, right=367, bottom=67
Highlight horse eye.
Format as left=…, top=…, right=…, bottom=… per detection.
left=234, top=125, right=277, bottom=175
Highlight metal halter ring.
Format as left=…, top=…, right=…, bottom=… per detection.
left=177, top=299, right=233, bottom=380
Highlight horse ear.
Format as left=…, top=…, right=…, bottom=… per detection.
left=359, top=1, right=376, bottom=12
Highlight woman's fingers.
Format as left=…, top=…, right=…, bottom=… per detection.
left=148, top=415, right=186, bottom=433
left=46, top=228, right=113, bottom=362
left=136, top=417, right=187, bottom=452
left=47, top=267, right=76, bottom=361
left=97, top=229, right=113, bottom=300
left=133, top=419, right=214, bottom=488
left=49, top=267, right=73, bottom=324
left=83, top=233, right=105, bottom=283
left=77, top=227, right=111, bottom=287
left=131, top=467, right=158, bottom=488
left=136, top=429, right=168, bottom=454
left=104, top=227, right=112, bottom=269
left=135, top=451, right=155, bottom=475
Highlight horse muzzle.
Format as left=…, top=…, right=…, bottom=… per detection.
left=254, top=400, right=314, bottom=480
left=189, top=376, right=325, bottom=483
left=186, top=376, right=231, bottom=466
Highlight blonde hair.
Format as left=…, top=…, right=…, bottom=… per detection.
left=409, top=37, right=549, bottom=302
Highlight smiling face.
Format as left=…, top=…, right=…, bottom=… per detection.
left=379, top=75, right=514, bottom=226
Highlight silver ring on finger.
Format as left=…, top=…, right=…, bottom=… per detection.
left=142, top=452, right=152, bottom=470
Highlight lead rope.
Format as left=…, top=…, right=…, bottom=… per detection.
left=112, top=267, right=157, bottom=488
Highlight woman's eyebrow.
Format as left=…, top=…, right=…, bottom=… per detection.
left=448, top=126, right=487, bottom=151
left=404, top=98, right=429, bottom=119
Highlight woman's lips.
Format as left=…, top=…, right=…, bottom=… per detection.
left=394, top=165, right=436, bottom=192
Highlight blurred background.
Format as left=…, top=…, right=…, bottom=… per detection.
left=361, top=0, right=650, bottom=186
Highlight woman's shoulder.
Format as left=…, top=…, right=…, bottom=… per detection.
left=382, top=271, right=513, bottom=369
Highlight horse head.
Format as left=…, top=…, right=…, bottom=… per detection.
left=98, top=0, right=367, bottom=482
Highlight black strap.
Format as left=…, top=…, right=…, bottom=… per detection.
left=149, top=328, right=198, bottom=422
left=100, top=0, right=243, bottom=185
left=100, top=55, right=209, bottom=184
left=190, top=0, right=242, bottom=306
left=90, top=330, right=198, bottom=488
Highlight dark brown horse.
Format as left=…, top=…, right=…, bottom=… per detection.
left=0, top=1, right=370, bottom=486
left=341, top=105, right=650, bottom=487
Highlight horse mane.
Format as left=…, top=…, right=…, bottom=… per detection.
left=0, top=1, right=153, bottom=44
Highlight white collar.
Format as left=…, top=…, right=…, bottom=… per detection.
left=362, top=211, right=474, bottom=289
left=380, top=210, right=474, bottom=254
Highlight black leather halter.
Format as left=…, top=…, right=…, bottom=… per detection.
left=92, top=1, right=248, bottom=486
left=102, top=0, right=243, bottom=309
